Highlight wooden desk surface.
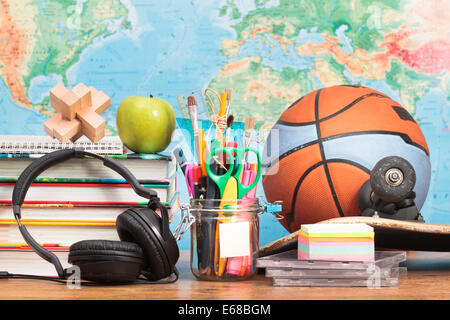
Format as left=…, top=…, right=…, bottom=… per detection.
left=1, top=250, right=449, bottom=300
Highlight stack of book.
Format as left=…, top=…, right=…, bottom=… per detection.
left=0, top=135, right=179, bottom=252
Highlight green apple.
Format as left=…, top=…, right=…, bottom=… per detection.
left=116, top=95, right=176, bottom=154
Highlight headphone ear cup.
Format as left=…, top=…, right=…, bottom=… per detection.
left=116, top=208, right=179, bottom=281
left=143, top=207, right=180, bottom=273
left=68, top=239, right=145, bottom=283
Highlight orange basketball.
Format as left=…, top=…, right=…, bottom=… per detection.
left=262, top=85, right=431, bottom=233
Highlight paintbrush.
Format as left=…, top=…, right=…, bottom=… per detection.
left=225, top=114, right=234, bottom=146
left=225, top=88, right=232, bottom=117
left=244, top=116, right=255, bottom=148
left=188, top=96, right=201, bottom=164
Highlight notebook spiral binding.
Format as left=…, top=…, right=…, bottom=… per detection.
left=0, top=136, right=124, bottom=155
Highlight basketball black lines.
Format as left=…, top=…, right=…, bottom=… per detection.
left=276, top=119, right=316, bottom=127
left=277, top=91, right=390, bottom=126
left=319, top=92, right=389, bottom=122
left=275, top=129, right=429, bottom=165
left=287, top=158, right=370, bottom=232
left=392, top=105, right=416, bottom=123
left=313, top=89, right=345, bottom=218
left=287, top=161, right=323, bottom=232
left=287, top=95, right=305, bottom=109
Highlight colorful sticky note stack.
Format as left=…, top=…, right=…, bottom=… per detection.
left=298, top=224, right=375, bottom=262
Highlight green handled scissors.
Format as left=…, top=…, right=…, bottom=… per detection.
left=206, top=147, right=261, bottom=199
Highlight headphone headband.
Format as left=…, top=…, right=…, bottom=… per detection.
left=12, top=148, right=161, bottom=279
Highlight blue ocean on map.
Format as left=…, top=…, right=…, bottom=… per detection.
left=28, top=74, right=63, bottom=104
left=414, top=88, right=450, bottom=223
left=0, top=79, right=47, bottom=135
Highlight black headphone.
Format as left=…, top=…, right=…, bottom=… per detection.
left=11, top=148, right=179, bottom=284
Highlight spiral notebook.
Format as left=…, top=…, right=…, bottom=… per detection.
left=0, top=135, right=124, bottom=155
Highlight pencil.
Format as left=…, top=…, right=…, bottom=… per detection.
left=219, top=91, right=227, bottom=117
left=198, top=129, right=207, bottom=176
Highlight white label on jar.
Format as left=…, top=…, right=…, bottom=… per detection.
left=219, top=221, right=250, bottom=258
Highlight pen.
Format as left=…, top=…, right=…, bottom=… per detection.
left=242, top=163, right=258, bottom=199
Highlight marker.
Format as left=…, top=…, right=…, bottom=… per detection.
left=193, top=166, right=202, bottom=199
left=185, top=163, right=195, bottom=197
left=242, top=165, right=258, bottom=199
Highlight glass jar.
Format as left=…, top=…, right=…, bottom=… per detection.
left=187, top=198, right=263, bottom=281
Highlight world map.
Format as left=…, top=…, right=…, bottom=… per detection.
left=0, top=0, right=449, bottom=246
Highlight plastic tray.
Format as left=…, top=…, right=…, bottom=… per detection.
left=272, top=276, right=399, bottom=287
left=256, top=250, right=406, bottom=270
left=265, top=266, right=406, bottom=279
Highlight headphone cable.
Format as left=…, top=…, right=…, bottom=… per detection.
left=0, top=268, right=180, bottom=286
left=0, top=271, right=69, bottom=284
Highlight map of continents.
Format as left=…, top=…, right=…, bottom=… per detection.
left=0, top=0, right=448, bottom=225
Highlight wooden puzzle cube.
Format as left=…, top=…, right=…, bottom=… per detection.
left=44, top=83, right=111, bottom=143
